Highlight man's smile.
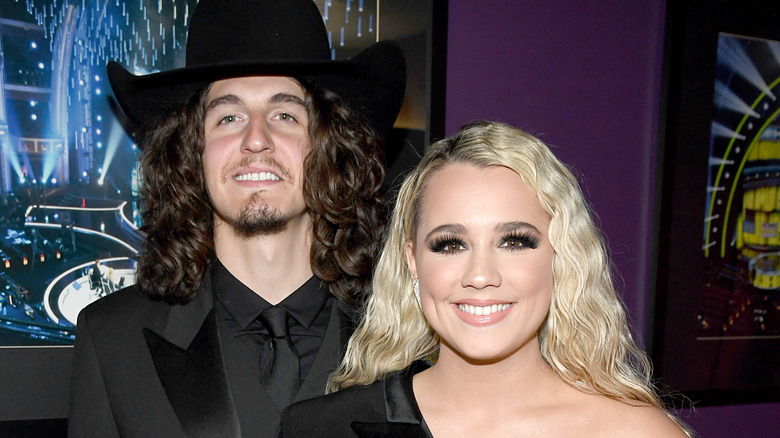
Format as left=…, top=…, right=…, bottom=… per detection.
left=234, top=171, right=281, bottom=182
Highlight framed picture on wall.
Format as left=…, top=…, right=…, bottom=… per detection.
left=652, top=0, right=780, bottom=405
left=0, top=0, right=447, bottom=421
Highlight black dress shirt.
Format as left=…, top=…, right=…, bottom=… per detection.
left=211, top=259, right=332, bottom=383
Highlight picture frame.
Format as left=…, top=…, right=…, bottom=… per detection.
left=0, top=0, right=447, bottom=422
left=651, top=0, right=780, bottom=406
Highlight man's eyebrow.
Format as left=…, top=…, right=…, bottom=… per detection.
left=205, top=94, right=242, bottom=113
left=205, top=92, right=305, bottom=114
left=269, top=92, right=306, bottom=107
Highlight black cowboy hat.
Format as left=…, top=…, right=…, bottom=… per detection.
left=108, top=0, right=406, bottom=140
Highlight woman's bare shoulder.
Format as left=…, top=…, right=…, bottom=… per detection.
left=579, top=394, right=689, bottom=437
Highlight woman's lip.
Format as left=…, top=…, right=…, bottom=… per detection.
left=452, top=302, right=514, bottom=326
left=454, top=299, right=511, bottom=306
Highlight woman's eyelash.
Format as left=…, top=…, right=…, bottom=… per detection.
left=428, top=232, right=540, bottom=254
left=428, top=235, right=465, bottom=254
left=501, top=232, right=539, bottom=249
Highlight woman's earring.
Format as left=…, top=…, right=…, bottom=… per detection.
left=413, top=279, right=421, bottom=308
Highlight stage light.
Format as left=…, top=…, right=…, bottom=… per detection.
left=96, top=88, right=102, bottom=95
left=97, top=142, right=103, bottom=149
left=51, top=178, right=57, bottom=184
left=98, top=178, right=104, bottom=186
left=96, top=129, right=102, bottom=135
left=56, top=252, right=61, bottom=260
left=99, top=118, right=125, bottom=189
left=40, top=254, right=45, bottom=262
left=96, top=115, right=102, bottom=122
left=82, top=171, right=88, bottom=177
left=79, top=79, right=84, bottom=86
left=94, top=75, right=100, bottom=82
left=38, top=62, right=45, bottom=69
left=31, top=114, right=37, bottom=121
left=81, top=127, right=87, bottom=133
left=23, top=257, right=28, bottom=266
left=29, top=100, right=37, bottom=107
left=4, top=260, right=9, bottom=268
left=30, top=41, right=37, bottom=49
left=19, top=177, right=25, bottom=184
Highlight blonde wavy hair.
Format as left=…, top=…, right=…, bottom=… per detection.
left=329, top=120, right=689, bottom=432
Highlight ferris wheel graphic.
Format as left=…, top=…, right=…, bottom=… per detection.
left=704, top=33, right=780, bottom=289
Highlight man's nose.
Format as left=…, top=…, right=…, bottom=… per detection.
left=242, top=117, right=274, bottom=154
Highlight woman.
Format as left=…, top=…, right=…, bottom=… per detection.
left=281, top=121, right=691, bottom=437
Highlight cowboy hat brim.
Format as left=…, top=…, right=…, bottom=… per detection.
left=108, top=40, right=406, bottom=141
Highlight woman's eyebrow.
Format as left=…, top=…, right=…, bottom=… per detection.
left=495, top=221, right=541, bottom=234
left=424, top=223, right=466, bottom=241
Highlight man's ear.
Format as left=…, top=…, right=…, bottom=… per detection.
left=405, top=241, right=418, bottom=279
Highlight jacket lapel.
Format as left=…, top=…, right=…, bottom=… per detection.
left=143, top=273, right=241, bottom=438
left=350, top=423, right=430, bottom=438
left=351, top=362, right=432, bottom=438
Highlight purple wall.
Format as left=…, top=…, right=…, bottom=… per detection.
left=444, top=1, right=779, bottom=436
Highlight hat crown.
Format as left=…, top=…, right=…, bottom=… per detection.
left=185, top=0, right=331, bottom=68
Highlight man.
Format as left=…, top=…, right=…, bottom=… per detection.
left=67, top=0, right=405, bottom=436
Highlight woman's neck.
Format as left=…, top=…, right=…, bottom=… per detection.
left=421, top=341, right=556, bottom=406
left=413, top=341, right=568, bottom=437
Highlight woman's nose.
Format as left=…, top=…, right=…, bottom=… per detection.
left=460, top=250, right=502, bottom=290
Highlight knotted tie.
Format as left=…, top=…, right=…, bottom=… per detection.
left=259, top=306, right=300, bottom=409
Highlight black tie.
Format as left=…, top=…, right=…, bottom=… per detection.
left=259, top=306, right=300, bottom=409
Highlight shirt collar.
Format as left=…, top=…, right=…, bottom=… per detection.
left=211, top=258, right=330, bottom=330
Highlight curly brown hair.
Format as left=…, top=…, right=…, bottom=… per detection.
left=135, top=88, right=214, bottom=304
left=135, top=82, right=386, bottom=305
left=303, top=85, right=387, bottom=305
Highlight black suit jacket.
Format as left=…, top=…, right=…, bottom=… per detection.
left=280, top=362, right=432, bottom=438
left=68, top=270, right=355, bottom=438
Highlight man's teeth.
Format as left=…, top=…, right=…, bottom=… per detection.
left=234, top=172, right=280, bottom=181
left=458, top=303, right=511, bottom=316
